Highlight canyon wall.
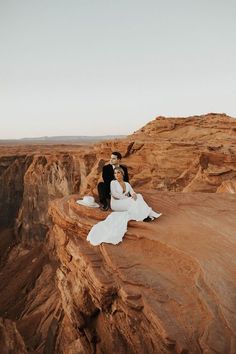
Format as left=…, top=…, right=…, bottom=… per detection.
left=0, top=154, right=32, bottom=228
left=0, top=113, right=236, bottom=353
left=48, top=192, right=236, bottom=353
left=1, top=113, right=236, bottom=244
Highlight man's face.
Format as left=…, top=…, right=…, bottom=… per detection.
left=110, top=154, right=120, bottom=166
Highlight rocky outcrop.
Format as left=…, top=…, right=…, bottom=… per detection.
left=0, top=228, right=15, bottom=265
left=182, top=152, right=236, bottom=192
left=0, top=318, right=27, bottom=354
left=15, top=153, right=78, bottom=244
left=1, top=114, right=236, bottom=242
left=48, top=192, right=236, bottom=353
left=216, top=180, right=236, bottom=193
left=83, top=113, right=236, bottom=194
left=0, top=145, right=94, bottom=244
left=120, top=113, right=236, bottom=192
left=1, top=113, right=236, bottom=353
left=0, top=154, right=32, bottom=228
left=131, top=113, right=236, bottom=141
left=0, top=243, right=61, bottom=353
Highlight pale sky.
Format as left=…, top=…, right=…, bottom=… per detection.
left=1, top=0, right=236, bottom=139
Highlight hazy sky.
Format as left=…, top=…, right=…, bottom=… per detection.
left=1, top=0, right=236, bottom=139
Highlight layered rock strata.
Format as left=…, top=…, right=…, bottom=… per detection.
left=1, top=114, right=236, bottom=243
left=0, top=113, right=236, bottom=353
left=0, top=243, right=60, bottom=353
left=0, top=154, right=32, bottom=228
left=0, top=318, right=27, bottom=354
left=0, top=145, right=90, bottom=244
left=49, top=192, right=236, bottom=353
left=104, top=113, right=236, bottom=193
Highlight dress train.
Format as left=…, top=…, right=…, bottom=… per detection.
left=87, top=194, right=161, bottom=246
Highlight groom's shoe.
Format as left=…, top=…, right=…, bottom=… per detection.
left=143, top=216, right=154, bottom=222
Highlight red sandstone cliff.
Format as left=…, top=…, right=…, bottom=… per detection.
left=47, top=192, right=236, bottom=353
left=0, top=113, right=236, bottom=353
left=103, top=113, right=236, bottom=193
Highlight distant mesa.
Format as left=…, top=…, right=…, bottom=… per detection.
left=20, top=135, right=126, bottom=141
left=0, top=135, right=126, bottom=143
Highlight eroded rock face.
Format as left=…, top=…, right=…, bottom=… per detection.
left=0, top=318, right=27, bottom=354
left=0, top=113, right=236, bottom=353
left=118, top=113, right=236, bottom=193
left=48, top=192, right=236, bottom=354
left=77, top=113, right=236, bottom=195
left=15, top=153, right=78, bottom=243
left=0, top=145, right=91, bottom=244
left=1, top=114, right=236, bottom=242
left=0, top=154, right=32, bottom=228
left=0, top=243, right=61, bottom=353
left=217, top=180, right=236, bottom=193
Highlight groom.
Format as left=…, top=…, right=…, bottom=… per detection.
left=98, top=151, right=129, bottom=211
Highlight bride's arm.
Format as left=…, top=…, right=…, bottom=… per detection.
left=110, top=181, right=126, bottom=199
left=127, top=183, right=137, bottom=200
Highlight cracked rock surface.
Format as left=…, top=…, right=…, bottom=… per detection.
left=49, top=192, right=236, bottom=353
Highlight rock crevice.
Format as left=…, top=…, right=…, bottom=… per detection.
left=48, top=192, right=236, bottom=353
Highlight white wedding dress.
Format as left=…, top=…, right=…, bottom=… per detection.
left=87, top=180, right=161, bottom=245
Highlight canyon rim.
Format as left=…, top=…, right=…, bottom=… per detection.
left=0, top=113, right=236, bottom=354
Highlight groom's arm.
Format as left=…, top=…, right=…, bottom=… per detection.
left=102, top=165, right=111, bottom=184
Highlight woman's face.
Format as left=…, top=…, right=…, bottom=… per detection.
left=114, top=170, right=123, bottom=181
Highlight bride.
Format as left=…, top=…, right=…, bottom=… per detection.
left=110, top=167, right=161, bottom=220
left=87, top=167, right=161, bottom=245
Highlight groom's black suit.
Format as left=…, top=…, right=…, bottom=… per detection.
left=98, top=164, right=129, bottom=208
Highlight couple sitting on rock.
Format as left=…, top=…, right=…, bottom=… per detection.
left=98, top=151, right=128, bottom=211
left=97, top=151, right=158, bottom=220
left=85, top=151, right=161, bottom=245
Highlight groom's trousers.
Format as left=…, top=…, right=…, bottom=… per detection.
left=97, top=182, right=110, bottom=208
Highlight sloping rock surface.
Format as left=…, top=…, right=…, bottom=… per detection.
left=49, top=191, right=236, bottom=353
left=0, top=318, right=27, bottom=354
left=0, top=113, right=236, bottom=353
left=0, top=240, right=61, bottom=353
left=1, top=114, right=236, bottom=243
left=107, top=113, right=236, bottom=193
